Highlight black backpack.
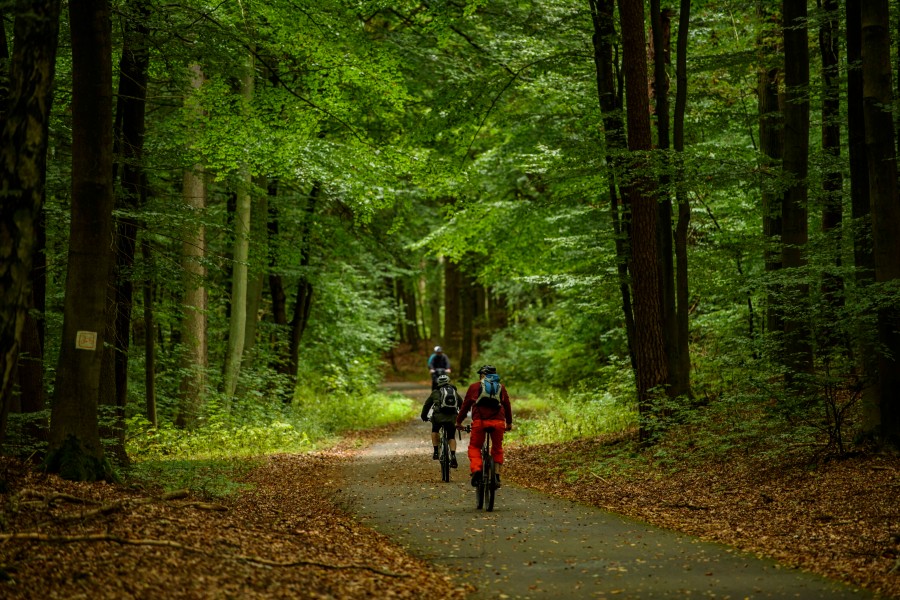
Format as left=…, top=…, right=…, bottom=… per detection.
left=436, top=385, right=459, bottom=412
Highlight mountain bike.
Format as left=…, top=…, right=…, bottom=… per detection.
left=437, top=422, right=452, bottom=483
left=465, top=425, right=497, bottom=511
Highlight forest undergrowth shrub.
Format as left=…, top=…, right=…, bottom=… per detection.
left=126, top=377, right=413, bottom=495
left=507, top=360, right=637, bottom=446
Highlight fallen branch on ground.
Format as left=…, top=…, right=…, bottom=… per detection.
left=48, top=489, right=189, bottom=524
left=0, top=533, right=408, bottom=577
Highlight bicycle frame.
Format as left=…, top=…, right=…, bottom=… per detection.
left=464, top=424, right=497, bottom=511
left=438, top=425, right=451, bottom=482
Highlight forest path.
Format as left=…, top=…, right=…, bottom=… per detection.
left=338, top=383, right=873, bottom=600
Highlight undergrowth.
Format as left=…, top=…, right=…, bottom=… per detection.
left=125, top=389, right=415, bottom=496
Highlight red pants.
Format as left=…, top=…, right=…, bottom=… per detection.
left=468, top=419, right=505, bottom=474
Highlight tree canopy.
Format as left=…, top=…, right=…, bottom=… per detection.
left=1, top=0, right=899, bottom=478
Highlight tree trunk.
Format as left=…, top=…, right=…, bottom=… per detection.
left=781, top=0, right=812, bottom=379
left=618, top=0, right=668, bottom=441
left=46, top=0, right=115, bottom=481
left=443, top=259, right=462, bottom=364
left=287, top=183, right=319, bottom=386
left=242, top=175, right=269, bottom=369
left=757, top=1, right=784, bottom=336
left=427, top=258, right=442, bottom=340
left=175, top=64, right=207, bottom=430
left=0, top=0, right=60, bottom=445
left=589, top=0, right=637, bottom=371
left=846, top=0, right=878, bottom=434
left=651, top=1, right=684, bottom=400
left=459, top=270, right=476, bottom=378
left=861, top=0, right=900, bottom=445
left=223, top=53, right=255, bottom=401
left=101, top=0, right=151, bottom=464
left=818, top=0, right=843, bottom=350
left=141, top=239, right=157, bottom=428
left=673, top=0, right=692, bottom=395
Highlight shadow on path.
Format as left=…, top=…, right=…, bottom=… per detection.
left=338, top=386, right=873, bottom=599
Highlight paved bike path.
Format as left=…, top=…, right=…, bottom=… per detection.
left=338, top=387, right=873, bottom=599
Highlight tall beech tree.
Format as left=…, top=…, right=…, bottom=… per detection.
left=0, top=0, right=61, bottom=443
left=589, top=0, right=636, bottom=371
left=757, top=2, right=784, bottom=337
left=780, top=0, right=812, bottom=379
left=175, top=66, right=209, bottom=430
left=46, top=0, right=116, bottom=481
left=223, top=53, right=255, bottom=401
left=846, top=0, right=877, bottom=433
left=618, top=0, right=668, bottom=439
left=861, top=0, right=900, bottom=445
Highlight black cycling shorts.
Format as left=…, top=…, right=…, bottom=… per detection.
left=431, top=419, right=456, bottom=437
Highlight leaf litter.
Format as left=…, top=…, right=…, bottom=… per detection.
left=506, top=436, right=900, bottom=598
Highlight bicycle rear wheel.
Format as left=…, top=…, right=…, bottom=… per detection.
left=485, top=457, right=496, bottom=512
left=440, top=432, right=451, bottom=482
left=475, top=474, right=484, bottom=509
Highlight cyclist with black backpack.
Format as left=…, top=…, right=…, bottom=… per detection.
left=421, top=373, right=463, bottom=468
left=455, top=365, right=512, bottom=488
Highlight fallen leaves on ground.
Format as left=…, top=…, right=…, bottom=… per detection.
left=0, top=436, right=467, bottom=600
left=506, top=436, right=900, bottom=598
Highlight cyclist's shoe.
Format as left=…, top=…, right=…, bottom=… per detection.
left=494, top=475, right=502, bottom=488
left=450, top=455, right=458, bottom=468
left=470, top=472, right=482, bottom=487
left=432, top=448, right=439, bottom=460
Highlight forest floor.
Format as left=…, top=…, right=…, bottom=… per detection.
left=0, top=347, right=897, bottom=598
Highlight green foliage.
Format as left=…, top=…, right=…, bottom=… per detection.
left=507, top=384, right=637, bottom=446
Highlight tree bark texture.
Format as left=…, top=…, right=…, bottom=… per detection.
left=242, top=175, right=269, bottom=369
left=100, top=0, right=151, bottom=462
left=780, top=0, right=812, bottom=377
left=673, top=0, right=692, bottom=395
left=175, top=167, right=207, bottom=429
left=846, top=0, right=878, bottom=434
left=0, top=0, right=60, bottom=444
left=141, top=240, right=157, bottom=428
left=589, top=0, right=637, bottom=371
left=443, top=259, right=462, bottom=363
left=223, top=54, right=255, bottom=401
left=460, top=271, right=475, bottom=379
left=287, top=183, right=319, bottom=385
left=618, top=0, right=668, bottom=439
left=861, top=0, right=900, bottom=445
left=818, top=0, right=844, bottom=349
left=757, top=1, right=784, bottom=336
left=175, top=64, right=208, bottom=429
left=47, top=0, right=115, bottom=481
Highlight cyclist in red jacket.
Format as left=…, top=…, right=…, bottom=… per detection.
left=455, top=365, right=512, bottom=488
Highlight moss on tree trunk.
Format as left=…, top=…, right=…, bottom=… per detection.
left=43, top=434, right=117, bottom=482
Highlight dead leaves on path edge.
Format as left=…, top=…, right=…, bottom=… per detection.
left=0, top=449, right=469, bottom=600
left=506, top=437, right=900, bottom=599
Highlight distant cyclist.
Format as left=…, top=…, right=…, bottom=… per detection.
left=456, top=365, right=512, bottom=488
left=427, top=345, right=451, bottom=390
left=421, top=373, right=462, bottom=467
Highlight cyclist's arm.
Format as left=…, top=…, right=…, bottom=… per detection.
left=421, top=393, right=436, bottom=420
left=455, top=397, right=474, bottom=427
left=501, top=387, right=512, bottom=426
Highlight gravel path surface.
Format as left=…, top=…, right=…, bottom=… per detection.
left=338, top=384, right=875, bottom=599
